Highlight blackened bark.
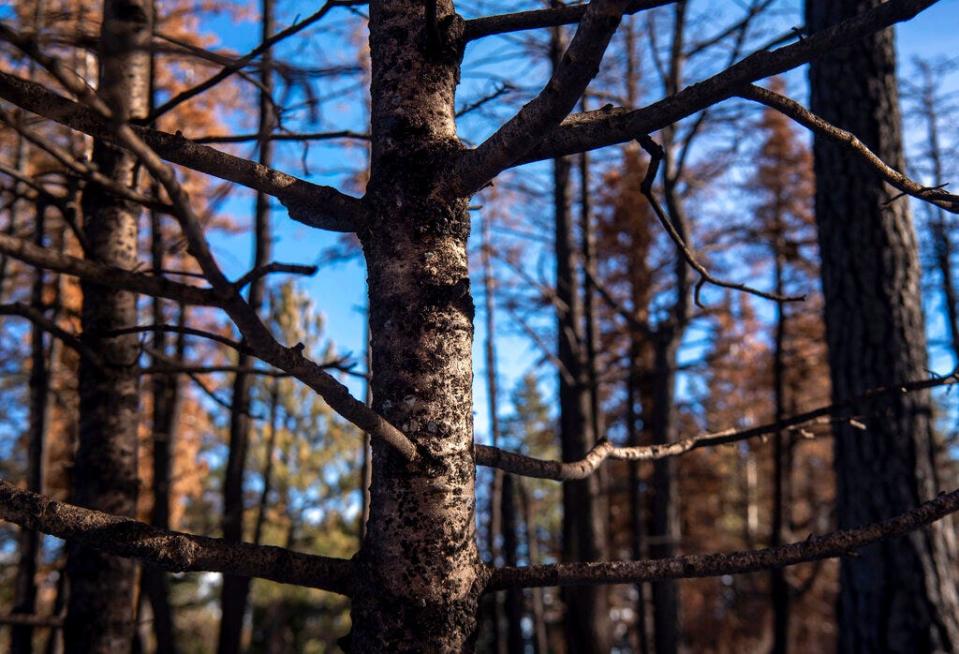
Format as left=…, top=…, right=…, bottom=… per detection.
left=11, top=200, right=49, bottom=654
left=555, top=149, right=611, bottom=654
left=500, top=474, right=524, bottom=653
left=770, top=243, right=790, bottom=654
left=349, top=2, right=481, bottom=650
left=550, top=23, right=610, bottom=653
left=218, top=0, right=274, bottom=650
left=64, top=1, right=151, bottom=651
left=807, top=1, right=959, bottom=651
left=519, top=481, right=549, bottom=654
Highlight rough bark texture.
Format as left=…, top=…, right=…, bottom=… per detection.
left=349, top=2, right=482, bottom=650
left=64, top=1, right=151, bottom=651
left=807, top=1, right=959, bottom=651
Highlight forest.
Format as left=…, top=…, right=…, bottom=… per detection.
left=0, top=0, right=958, bottom=652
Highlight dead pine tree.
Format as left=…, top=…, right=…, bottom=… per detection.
left=2, top=1, right=959, bottom=652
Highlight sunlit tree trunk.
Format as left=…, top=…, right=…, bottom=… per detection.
left=349, top=2, right=481, bottom=649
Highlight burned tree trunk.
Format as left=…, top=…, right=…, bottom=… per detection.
left=64, top=1, right=152, bottom=651
left=807, top=0, right=959, bottom=650
left=348, top=2, right=481, bottom=650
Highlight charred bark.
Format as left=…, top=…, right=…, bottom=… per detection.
left=64, top=1, right=152, bottom=651
left=348, top=3, right=481, bottom=650
left=807, top=1, right=959, bottom=650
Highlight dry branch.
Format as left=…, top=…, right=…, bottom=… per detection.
left=487, top=484, right=959, bottom=589
left=0, top=480, right=353, bottom=595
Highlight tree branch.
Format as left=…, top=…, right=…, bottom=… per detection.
left=0, top=67, right=362, bottom=232
left=739, top=83, right=959, bottom=213
left=475, top=370, right=959, bottom=480
left=463, top=0, right=674, bottom=41
left=0, top=479, right=353, bottom=595
left=0, top=232, right=220, bottom=307
left=486, top=484, right=959, bottom=590
left=518, top=0, right=939, bottom=163
left=450, top=0, right=630, bottom=195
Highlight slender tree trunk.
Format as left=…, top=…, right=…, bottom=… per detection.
left=627, top=334, right=650, bottom=654
left=64, top=1, right=151, bottom=651
left=519, top=480, right=549, bottom=654
left=555, top=133, right=611, bottom=654
left=218, top=0, right=274, bottom=650
left=500, top=474, right=524, bottom=653
left=770, top=242, right=790, bottom=654
left=915, top=67, right=959, bottom=368
left=481, top=211, right=505, bottom=654
left=349, top=3, right=481, bottom=649
left=11, top=199, right=50, bottom=654
left=807, top=1, right=959, bottom=650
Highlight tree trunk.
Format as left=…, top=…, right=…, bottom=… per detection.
left=519, top=480, right=549, bottom=654
left=64, top=1, right=151, bottom=651
left=11, top=199, right=50, bottom=654
left=481, top=210, right=505, bottom=654
left=500, top=474, right=524, bottom=653
left=770, top=243, right=790, bottom=654
left=555, top=137, right=611, bottom=654
left=349, top=2, right=481, bottom=649
left=218, top=0, right=274, bottom=649
left=807, top=1, right=959, bottom=650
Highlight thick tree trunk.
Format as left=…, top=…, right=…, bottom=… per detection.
left=218, top=0, right=274, bottom=650
left=64, top=1, right=151, bottom=651
left=807, top=1, right=959, bottom=651
left=349, top=3, right=481, bottom=650
left=11, top=200, right=50, bottom=654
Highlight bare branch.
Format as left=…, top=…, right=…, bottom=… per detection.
left=486, top=484, right=959, bottom=590
left=233, top=261, right=318, bottom=291
left=451, top=0, right=630, bottom=195
left=0, top=68, right=362, bottom=232
left=519, top=0, right=939, bottom=163
left=0, top=302, right=100, bottom=364
left=0, top=479, right=353, bottom=595
left=637, top=135, right=804, bottom=306
left=463, top=0, right=674, bottom=41
left=475, top=370, right=959, bottom=480
left=147, top=0, right=365, bottom=121
left=0, top=232, right=220, bottom=307
left=739, top=83, right=959, bottom=213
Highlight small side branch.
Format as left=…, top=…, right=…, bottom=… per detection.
left=486, top=484, right=959, bottom=590
left=464, top=0, right=675, bottom=41
left=637, top=135, right=804, bottom=306
left=0, top=68, right=362, bottom=233
left=476, top=370, right=959, bottom=480
left=0, top=232, right=220, bottom=307
left=739, top=84, right=959, bottom=213
left=0, top=480, right=353, bottom=595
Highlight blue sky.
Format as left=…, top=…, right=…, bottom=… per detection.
left=194, top=0, right=959, bottom=445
